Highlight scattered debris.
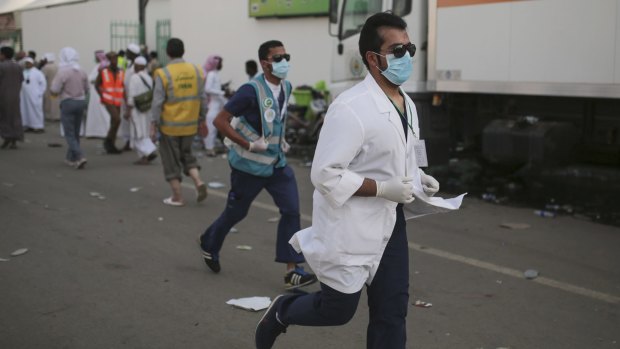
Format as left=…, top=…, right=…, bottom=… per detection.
left=500, top=222, right=531, bottom=230
left=413, top=300, right=432, bottom=308
left=496, top=280, right=503, bottom=284
left=11, top=248, right=29, bottom=257
left=533, top=210, right=555, bottom=218
left=301, top=161, right=312, bottom=167
left=89, top=192, right=106, bottom=200
left=267, top=217, right=280, bottom=223
left=130, top=187, right=142, bottom=192
left=158, top=217, right=164, bottom=221
left=524, top=269, right=539, bottom=279
left=207, top=181, right=225, bottom=189
left=2, top=182, right=15, bottom=187
left=229, top=227, right=239, bottom=233
left=226, top=296, right=271, bottom=312
left=236, top=245, right=253, bottom=250
left=0, top=258, right=9, bottom=262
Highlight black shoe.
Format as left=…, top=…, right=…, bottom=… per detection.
left=284, top=266, right=318, bottom=290
left=8, top=140, right=17, bottom=149
left=255, top=295, right=288, bottom=349
left=122, top=141, right=131, bottom=151
left=1, top=139, right=10, bottom=149
left=197, top=238, right=220, bottom=273
left=146, top=152, right=158, bottom=162
left=103, top=139, right=122, bottom=154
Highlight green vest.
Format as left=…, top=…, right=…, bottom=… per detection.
left=228, top=74, right=292, bottom=177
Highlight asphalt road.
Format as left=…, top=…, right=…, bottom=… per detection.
left=1, top=124, right=619, bottom=349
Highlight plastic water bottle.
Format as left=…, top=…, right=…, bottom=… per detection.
left=534, top=210, right=555, bottom=218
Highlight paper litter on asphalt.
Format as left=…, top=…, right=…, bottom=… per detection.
left=130, top=187, right=142, bottom=192
left=267, top=217, right=280, bottom=223
left=11, top=248, right=29, bottom=257
left=236, top=245, right=253, bottom=250
left=208, top=182, right=226, bottom=189
left=226, top=297, right=271, bottom=312
left=413, top=300, right=432, bottom=308
left=0, top=258, right=9, bottom=262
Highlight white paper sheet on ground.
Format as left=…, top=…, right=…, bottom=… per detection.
left=226, top=296, right=271, bottom=312
left=404, top=189, right=466, bottom=220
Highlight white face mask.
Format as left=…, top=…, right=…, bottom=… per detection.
left=372, top=51, right=413, bottom=86
left=270, top=59, right=289, bottom=79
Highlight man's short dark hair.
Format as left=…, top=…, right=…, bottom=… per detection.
left=258, top=40, right=283, bottom=61
left=359, top=12, right=407, bottom=69
left=1, top=46, right=15, bottom=59
left=149, top=51, right=158, bottom=59
left=246, top=59, right=257, bottom=71
left=167, top=38, right=184, bottom=58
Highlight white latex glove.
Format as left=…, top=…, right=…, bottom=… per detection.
left=248, top=136, right=268, bottom=152
left=376, top=177, right=415, bottom=204
left=420, top=171, right=440, bottom=196
left=281, top=140, right=290, bottom=153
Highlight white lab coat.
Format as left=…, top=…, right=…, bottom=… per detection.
left=20, top=68, right=47, bottom=129
left=289, top=74, right=426, bottom=294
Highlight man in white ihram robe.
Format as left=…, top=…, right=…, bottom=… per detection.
left=20, top=57, right=46, bottom=132
left=126, top=56, right=157, bottom=164
left=85, top=50, right=110, bottom=138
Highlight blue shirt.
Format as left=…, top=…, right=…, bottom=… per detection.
left=224, top=82, right=284, bottom=135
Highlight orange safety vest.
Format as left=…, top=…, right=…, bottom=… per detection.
left=100, top=68, right=125, bottom=106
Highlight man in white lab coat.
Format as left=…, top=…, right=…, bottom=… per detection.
left=255, top=12, right=440, bottom=349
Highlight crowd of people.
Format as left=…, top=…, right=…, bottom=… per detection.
left=1, top=12, right=441, bottom=348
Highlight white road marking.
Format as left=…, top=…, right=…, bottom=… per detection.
left=185, top=184, right=619, bottom=305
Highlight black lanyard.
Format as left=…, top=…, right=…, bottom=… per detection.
left=387, top=95, right=416, bottom=139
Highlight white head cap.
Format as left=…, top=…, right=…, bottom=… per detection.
left=134, top=56, right=147, bottom=66
left=127, top=43, right=140, bottom=55
left=23, top=57, right=34, bottom=64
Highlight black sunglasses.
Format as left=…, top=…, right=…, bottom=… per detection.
left=270, top=54, right=290, bottom=63
left=388, top=43, right=416, bottom=59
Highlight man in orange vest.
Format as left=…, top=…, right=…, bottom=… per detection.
left=96, top=51, right=124, bottom=154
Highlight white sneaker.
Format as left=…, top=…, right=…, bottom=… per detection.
left=75, top=158, right=87, bottom=169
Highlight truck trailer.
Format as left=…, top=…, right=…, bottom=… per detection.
left=328, top=0, right=620, bottom=167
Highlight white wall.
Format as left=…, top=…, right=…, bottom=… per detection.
left=21, top=0, right=136, bottom=72
left=170, top=0, right=332, bottom=89
left=20, top=0, right=168, bottom=72
left=145, top=0, right=169, bottom=54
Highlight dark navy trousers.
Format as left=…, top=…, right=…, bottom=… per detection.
left=200, top=165, right=305, bottom=264
left=278, top=205, right=409, bottom=349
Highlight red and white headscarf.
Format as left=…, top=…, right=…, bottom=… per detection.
left=203, top=54, right=221, bottom=75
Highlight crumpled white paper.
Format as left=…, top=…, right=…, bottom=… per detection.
left=226, top=296, right=271, bottom=312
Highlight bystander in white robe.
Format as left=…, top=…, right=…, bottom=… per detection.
left=203, top=69, right=226, bottom=151
left=84, top=65, right=110, bottom=138
left=126, top=69, right=157, bottom=158
left=119, top=63, right=135, bottom=146
left=42, top=53, right=60, bottom=121
left=20, top=66, right=46, bottom=130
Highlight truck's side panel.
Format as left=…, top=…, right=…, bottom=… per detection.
left=615, top=0, right=620, bottom=84
left=429, top=0, right=620, bottom=97
left=511, top=0, right=616, bottom=84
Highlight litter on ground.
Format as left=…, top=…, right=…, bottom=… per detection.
left=226, top=297, right=271, bottom=312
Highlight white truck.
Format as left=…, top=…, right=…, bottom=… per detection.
left=328, top=0, right=620, bottom=166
